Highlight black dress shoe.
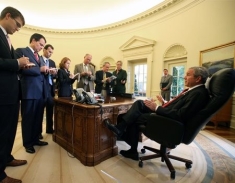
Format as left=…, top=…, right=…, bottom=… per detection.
left=34, top=140, right=48, bottom=146
left=103, top=119, right=123, bottom=137
left=25, top=146, right=35, bottom=154
left=39, top=134, right=43, bottom=139
left=120, top=149, right=139, bottom=161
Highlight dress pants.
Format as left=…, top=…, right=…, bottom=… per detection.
left=120, top=100, right=153, bottom=150
left=21, top=97, right=44, bottom=148
left=161, top=90, right=171, bottom=101
left=0, top=103, right=19, bottom=180
left=41, top=85, right=54, bottom=133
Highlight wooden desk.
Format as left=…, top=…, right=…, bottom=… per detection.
left=53, top=96, right=135, bottom=166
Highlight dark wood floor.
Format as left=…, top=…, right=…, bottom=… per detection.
left=204, top=122, right=235, bottom=143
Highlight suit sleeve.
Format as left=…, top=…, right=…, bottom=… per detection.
left=156, top=89, right=209, bottom=123
left=88, top=66, right=95, bottom=81
left=57, top=69, right=75, bottom=84
left=165, top=75, right=173, bottom=89
left=74, top=65, right=78, bottom=75
left=15, top=48, right=41, bottom=76
left=94, top=71, right=103, bottom=85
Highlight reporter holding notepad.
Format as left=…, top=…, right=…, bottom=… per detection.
left=57, top=57, right=76, bottom=97
left=95, top=62, right=113, bottom=98
left=74, top=53, right=95, bottom=92
left=112, top=60, right=127, bottom=94
left=39, top=44, right=57, bottom=135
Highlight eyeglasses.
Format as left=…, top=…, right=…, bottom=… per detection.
left=11, top=17, right=22, bottom=29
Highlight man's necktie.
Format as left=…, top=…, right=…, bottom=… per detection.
left=84, top=65, right=88, bottom=85
left=34, top=52, right=39, bottom=62
left=6, top=34, right=11, bottom=50
left=47, top=60, right=53, bottom=85
left=162, top=88, right=189, bottom=108
left=103, top=72, right=106, bottom=87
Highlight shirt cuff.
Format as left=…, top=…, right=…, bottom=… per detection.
left=155, top=105, right=159, bottom=111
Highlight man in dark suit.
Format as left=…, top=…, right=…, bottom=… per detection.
left=95, top=62, right=113, bottom=98
left=160, top=69, right=173, bottom=101
left=0, top=6, right=29, bottom=183
left=39, top=44, right=57, bottom=136
left=105, top=67, right=210, bottom=160
left=15, top=33, right=49, bottom=154
left=113, top=60, right=127, bottom=94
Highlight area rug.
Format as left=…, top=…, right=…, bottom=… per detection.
left=194, top=130, right=235, bottom=183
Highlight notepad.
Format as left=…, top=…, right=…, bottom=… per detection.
left=26, top=63, right=36, bottom=67
left=110, top=75, right=117, bottom=80
left=73, top=73, right=80, bottom=79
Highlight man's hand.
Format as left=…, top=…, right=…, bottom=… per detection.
left=18, top=56, right=30, bottom=68
left=40, top=66, right=49, bottom=73
left=69, top=73, right=74, bottom=79
left=156, top=95, right=164, bottom=104
left=49, top=68, right=57, bottom=75
left=143, top=100, right=157, bottom=111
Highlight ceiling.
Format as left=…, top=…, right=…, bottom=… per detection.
left=0, top=0, right=164, bottom=29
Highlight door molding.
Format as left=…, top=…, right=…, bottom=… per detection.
left=120, top=36, right=156, bottom=96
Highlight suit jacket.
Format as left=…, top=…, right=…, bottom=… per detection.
left=112, top=69, right=127, bottom=94
left=57, top=68, right=75, bottom=97
left=74, top=63, right=95, bottom=90
left=0, top=29, right=20, bottom=105
left=39, top=56, right=57, bottom=97
left=160, top=74, right=173, bottom=90
left=15, top=47, right=47, bottom=99
left=156, top=85, right=210, bottom=123
left=95, top=70, right=113, bottom=93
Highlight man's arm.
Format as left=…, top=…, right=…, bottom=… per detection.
left=74, top=64, right=79, bottom=75
left=88, top=65, right=95, bottom=81
left=156, top=87, right=209, bottom=123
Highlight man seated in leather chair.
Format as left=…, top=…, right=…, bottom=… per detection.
left=104, top=66, right=210, bottom=160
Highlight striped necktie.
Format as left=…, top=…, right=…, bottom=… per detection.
left=34, top=52, right=39, bottom=62
left=162, top=88, right=189, bottom=108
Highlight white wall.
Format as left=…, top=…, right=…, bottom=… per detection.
left=9, top=0, right=235, bottom=127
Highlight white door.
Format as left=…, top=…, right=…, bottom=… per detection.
left=165, top=60, right=187, bottom=97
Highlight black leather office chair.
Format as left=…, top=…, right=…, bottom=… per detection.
left=139, top=68, right=235, bottom=179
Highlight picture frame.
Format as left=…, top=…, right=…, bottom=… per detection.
left=200, top=41, right=235, bottom=76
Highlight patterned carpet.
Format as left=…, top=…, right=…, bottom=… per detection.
left=8, top=124, right=235, bottom=183
left=193, top=130, right=235, bottom=183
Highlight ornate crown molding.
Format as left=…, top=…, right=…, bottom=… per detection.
left=23, top=0, right=183, bottom=34
left=164, top=44, right=187, bottom=59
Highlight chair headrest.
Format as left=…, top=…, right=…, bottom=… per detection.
left=183, top=68, right=235, bottom=144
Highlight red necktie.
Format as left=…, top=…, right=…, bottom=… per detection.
left=162, top=88, right=189, bottom=108
left=34, top=52, right=39, bottom=62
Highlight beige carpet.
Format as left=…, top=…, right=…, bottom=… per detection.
left=6, top=124, right=235, bottom=183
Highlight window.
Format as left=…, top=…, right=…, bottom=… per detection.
left=171, top=66, right=185, bottom=97
left=134, top=64, right=147, bottom=96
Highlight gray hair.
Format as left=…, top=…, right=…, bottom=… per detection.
left=190, top=66, right=209, bottom=84
left=103, top=62, right=110, bottom=66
